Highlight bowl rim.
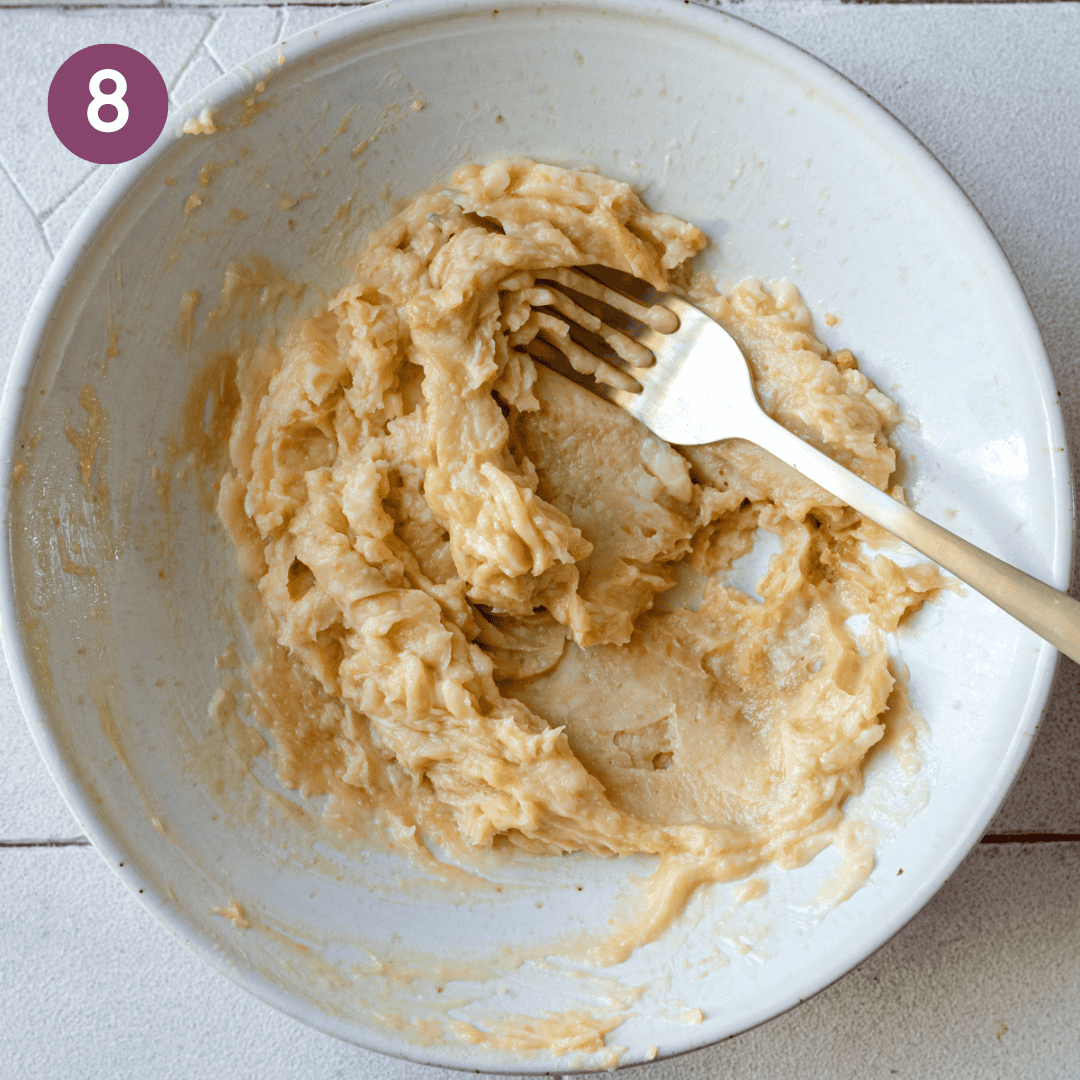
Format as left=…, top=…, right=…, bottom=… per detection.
left=0, top=0, right=1071, bottom=1071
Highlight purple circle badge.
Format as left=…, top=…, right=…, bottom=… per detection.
left=48, top=45, right=169, bottom=165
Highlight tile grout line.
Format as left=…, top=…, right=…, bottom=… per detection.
left=0, top=152, right=57, bottom=257
left=38, top=165, right=104, bottom=225
left=201, top=24, right=233, bottom=75
left=980, top=832, right=1080, bottom=843
left=166, top=8, right=223, bottom=99
left=200, top=45, right=229, bottom=78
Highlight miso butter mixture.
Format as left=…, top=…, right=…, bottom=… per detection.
left=218, top=160, right=940, bottom=953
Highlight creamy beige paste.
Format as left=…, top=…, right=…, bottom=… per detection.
left=217, top=159, right=941, bottom=960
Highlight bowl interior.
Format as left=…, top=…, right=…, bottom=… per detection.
left=1, top=0, right=1067, bottom=1071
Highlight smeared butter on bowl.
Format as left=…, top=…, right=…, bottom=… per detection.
left=212, top=159, right=943, bottom=976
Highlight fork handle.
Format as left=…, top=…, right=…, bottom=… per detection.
left=746, top=413, right=1079, bottom=665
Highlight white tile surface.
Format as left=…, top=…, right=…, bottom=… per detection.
left=170, top=44, right=227, bottom=108
left=2, top=2, right=1079, bottom=1076
left=1, top=9, right=212, bottom=213
left=206, top=6, right=285, bottom=70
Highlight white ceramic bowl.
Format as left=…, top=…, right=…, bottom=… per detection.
left=1, top=0, right=1069, bottom=1071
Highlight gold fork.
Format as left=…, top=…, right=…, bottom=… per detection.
left=523, top=266, right=1080, bottom=665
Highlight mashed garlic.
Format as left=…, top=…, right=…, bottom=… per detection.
left=217, top=159, right=941, bottom=956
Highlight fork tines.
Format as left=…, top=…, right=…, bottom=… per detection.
left=520, top=267, right=678, bottom=396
